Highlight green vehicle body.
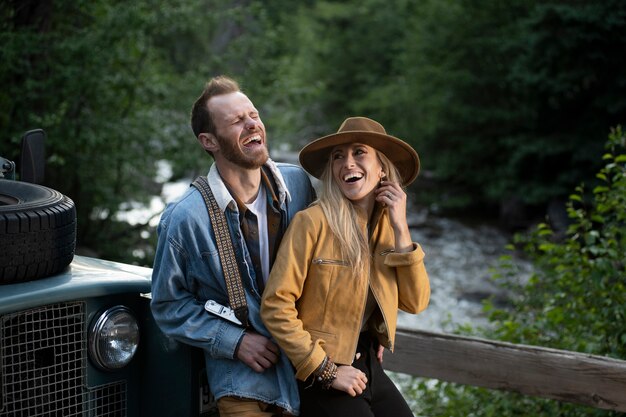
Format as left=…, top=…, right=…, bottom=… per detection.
left=1, top=131, right=215, bottom=416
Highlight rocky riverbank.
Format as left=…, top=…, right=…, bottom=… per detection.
left=400, top=212, right=533, bottom=332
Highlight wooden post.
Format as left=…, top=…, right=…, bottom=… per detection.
left=384, top=329, right=626, bottom=412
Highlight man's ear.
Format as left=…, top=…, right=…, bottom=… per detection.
left=198, top=132, right=219, bottom=153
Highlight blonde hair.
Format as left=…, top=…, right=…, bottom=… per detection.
left=317, top=149, right=402, bottom=278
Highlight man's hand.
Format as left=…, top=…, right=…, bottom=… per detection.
left=235, top=330, right=280, bottom=373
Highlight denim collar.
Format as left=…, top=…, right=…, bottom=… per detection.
left=207, top=158, right=292, bottom=213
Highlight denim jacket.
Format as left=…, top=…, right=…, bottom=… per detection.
left=150, top=159, right=315, bottom=415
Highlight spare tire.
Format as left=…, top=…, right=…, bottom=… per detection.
left=0, top=179, right=76, bottom=284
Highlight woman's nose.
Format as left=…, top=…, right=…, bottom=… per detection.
left=344, top=154, right=356, bottom=167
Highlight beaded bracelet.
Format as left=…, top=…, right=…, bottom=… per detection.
left=314, top=356, right=338, bottom=390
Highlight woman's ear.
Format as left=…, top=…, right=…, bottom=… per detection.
left=198, top=133, right=219, bottom=153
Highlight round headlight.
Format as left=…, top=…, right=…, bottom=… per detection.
left=89, top=306, right=140, bottom=371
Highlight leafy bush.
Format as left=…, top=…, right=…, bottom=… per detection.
left=408, top=126, right=626, bottom=416
left=492, top=126, right=626, bottom=360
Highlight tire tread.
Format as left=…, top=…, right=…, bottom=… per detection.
left=0, top=189, right=76, bottom=284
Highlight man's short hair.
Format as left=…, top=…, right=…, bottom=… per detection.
left=191, top=76, right=241, bottom=138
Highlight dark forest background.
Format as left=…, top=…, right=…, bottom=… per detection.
left=3, top=0, right=625, bottom=262
left=2, top=2, right=625, bottom=415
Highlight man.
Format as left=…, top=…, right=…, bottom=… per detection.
left=151, top=75, right=315, bottom=416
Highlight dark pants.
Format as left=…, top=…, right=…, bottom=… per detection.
left=297, top=332, right=414, bottom=417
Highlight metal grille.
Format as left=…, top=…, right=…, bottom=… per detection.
left=88, top=382, right=127, bottom=417
left=1, top=302, right=127, bottom=416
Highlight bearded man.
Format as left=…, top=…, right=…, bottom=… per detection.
left=151, top=75, right=315, bottom=416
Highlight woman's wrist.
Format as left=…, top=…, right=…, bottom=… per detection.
left=394, top=227, right=413, bottom=253
left=313, top=356, right=338, bottom=389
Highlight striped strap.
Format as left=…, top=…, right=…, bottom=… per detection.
left=192, top=176, right=249, bottom=327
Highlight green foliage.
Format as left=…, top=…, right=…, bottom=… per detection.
left=261, top=0, right=418, bottom=147
left=405, top=379, right=602, bottom=417
left=0, top=1, right=224, bottom=263
left=386, top=0, right=626, bottom=208
left=270, top=0, right=626, bottom=211
left=391, top=0, right=534, bottom=207
left=491, top=126, right=626, bottom=359
left=409, top=127, right=626, bottom=416
left=3, top=0, right=626, bottom=266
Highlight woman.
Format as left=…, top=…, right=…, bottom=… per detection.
left=261, top=117, right=430, bottom=417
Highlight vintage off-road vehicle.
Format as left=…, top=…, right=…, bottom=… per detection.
left=1, top=130, right=215, bottom=416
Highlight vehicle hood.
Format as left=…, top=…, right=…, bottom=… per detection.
left=0, top=255, right=152, bottom=314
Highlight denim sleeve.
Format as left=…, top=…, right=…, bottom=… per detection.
left=280, top=164, right=317, bottom=211
left=150, top=219, right=245, bottom=359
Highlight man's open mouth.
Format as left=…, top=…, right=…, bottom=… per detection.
left=243, top=135, right=262, bottom=146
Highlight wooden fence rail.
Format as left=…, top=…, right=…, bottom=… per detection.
left=384, top=329, right=626, bottom=412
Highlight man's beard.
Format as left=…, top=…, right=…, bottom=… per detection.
left=216, top=133, right=269, bottom=169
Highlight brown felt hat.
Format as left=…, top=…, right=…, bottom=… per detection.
left=299, top=117, right=420, bottom=185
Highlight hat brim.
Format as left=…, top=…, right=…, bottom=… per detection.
left=299, top=131, right=420, bottom=186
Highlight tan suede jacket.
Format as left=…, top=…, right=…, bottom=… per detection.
left=261, top=204, right=430, bottom=381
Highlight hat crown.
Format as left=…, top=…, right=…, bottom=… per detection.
left=338, top=117, right=386, bottom=135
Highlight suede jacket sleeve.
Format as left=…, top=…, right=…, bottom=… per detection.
left=261, top=209, right=326, bottom=381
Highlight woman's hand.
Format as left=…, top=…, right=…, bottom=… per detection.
left=376, top=180, right=412, bottom=252
left=331, top=365, right=368, bottom=397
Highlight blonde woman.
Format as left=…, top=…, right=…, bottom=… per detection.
left=261, top=117, right=430, bottom=417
